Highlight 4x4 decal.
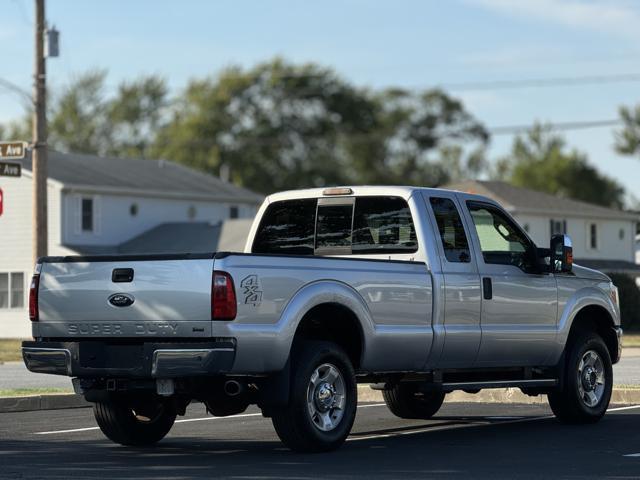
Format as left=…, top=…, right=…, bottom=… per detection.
left=240, top=274, right=262, bottom=306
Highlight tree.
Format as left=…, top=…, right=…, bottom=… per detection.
left=152, top=59, right=488, bottom=193
left=615, top=105, right=640, bottom=157
left=1, top=59, right=489, bottom=194
left=1, top=70, right=169, bottom=159
left=497, top=124, right=625, bottom=209
left=151, top=59, right=380, bottom=193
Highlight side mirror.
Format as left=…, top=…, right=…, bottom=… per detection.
left=550, top=234, right=573, bottom=273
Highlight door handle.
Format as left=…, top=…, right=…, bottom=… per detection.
left=112, top=268, right=134, bottom=283
left=482, top=277, right=492, bottom=300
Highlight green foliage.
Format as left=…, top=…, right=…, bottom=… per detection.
left=497, top=124, right=625, bottom=209
left=47, top=70, right=169, bottom=158
left=1, top=59, right=487, bottom=194
left=608, top=273, right=640, bottom=331
left=615, top=105, right=640, bottom=156
left=150, top=59, right=488, bottom=193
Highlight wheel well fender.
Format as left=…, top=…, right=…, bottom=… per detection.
left=278, top=280, right=374, bottom=369
left=558, top=287, right=619, bottom=363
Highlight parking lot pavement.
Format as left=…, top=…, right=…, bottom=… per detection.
left=0, top=362, right=73, bottom=391
left=1, top=402, right=639, bottom=479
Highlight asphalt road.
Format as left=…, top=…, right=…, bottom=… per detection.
left=1, top=401, right=639, bottom=479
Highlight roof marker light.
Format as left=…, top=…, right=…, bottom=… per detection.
left=322, top=187, right=353, bottom=196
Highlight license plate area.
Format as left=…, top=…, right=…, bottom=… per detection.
left=79, top=342, right=145, bottom=369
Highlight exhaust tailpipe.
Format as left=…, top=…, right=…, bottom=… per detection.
left=224, top=380, right=244, bottom=397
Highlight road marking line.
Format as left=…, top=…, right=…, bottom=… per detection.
left=608, top=405, right=640, bottom=412
left=624, top=453, right=640, bottom=457
left=33, top=403, right=640, bottom=436
left=35, top=426, right=100, bottom=435
left=34, top=403, right=388, bottom=435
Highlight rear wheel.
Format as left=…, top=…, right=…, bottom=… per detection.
left=383, top=383, right=445, bottom=419
left=547, top=331, right=612, bottom=424
left=93, top=396, right=176, bottom=446
left=271, top=341, right=357, bottom=452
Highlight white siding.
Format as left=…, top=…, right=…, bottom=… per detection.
left=512, top=212, right=636, bottom=262
left=0, top=175, right=70, bottom=338
left=62, top=192, right=258, bottom=246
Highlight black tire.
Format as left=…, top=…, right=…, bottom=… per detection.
left=271, top=341, right=357, bottom=453
left=93, top=396, right=176, bottom=446
left=547, top=331, right=613, bottom=424
left=383, top=383, right=445, bottom=419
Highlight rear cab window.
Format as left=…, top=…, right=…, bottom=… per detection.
left=252, top=196, right=417, bottom=256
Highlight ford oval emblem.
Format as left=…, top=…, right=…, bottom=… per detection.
left=108, top=293, right=135, bottom=308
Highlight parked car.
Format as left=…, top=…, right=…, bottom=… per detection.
left=22, top=186, right=622, bottom=452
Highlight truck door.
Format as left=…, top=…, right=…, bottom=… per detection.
left=462, top=200, right=558, bottom=367
left=424, top=194, right=482, bottom=368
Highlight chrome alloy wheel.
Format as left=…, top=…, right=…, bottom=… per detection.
left=306, top=363, right=346, bottom=432
left=577, top=350, right=606, bottom=408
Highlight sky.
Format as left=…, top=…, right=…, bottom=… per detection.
left=1, top=0, right=639, bottom=204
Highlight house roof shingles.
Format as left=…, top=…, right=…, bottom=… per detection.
left=446, top=180, right=639, bottom=221
left=19, top=150, right=262, bottom=203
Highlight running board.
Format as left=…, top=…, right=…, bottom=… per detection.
left=441, top=379, right=557, bottom=392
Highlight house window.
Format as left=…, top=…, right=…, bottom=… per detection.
left=10, top=273, right=24, bottom=308
left=81, top=198, right=93, bottom=232
left=229, top=206, right=239, bottom=219
left=589, top=223, right=598, bottom=250
left=619, top=228, right=625, bottom=240
left=129, top=203, right=138, bottom=217
left=0, top=272, right=24, bottom=309
left=550, top=219, right=567, bottom=236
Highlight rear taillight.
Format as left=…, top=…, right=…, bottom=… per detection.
left=212, top=271, right=237, bottom=320
left=29, top=274, right=40, bottom=322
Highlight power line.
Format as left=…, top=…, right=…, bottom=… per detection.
left=144, top=118, right=624, bottom=149
left=489, top=119, right=623, bottom=135
left=441, top=73, right=640, bottom=91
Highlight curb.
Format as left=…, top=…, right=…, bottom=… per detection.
left=0, top=393, right=89, bottom=413
left=1, top=386, right=639, bottom=414
left=357, top=385, right=640, bottom=405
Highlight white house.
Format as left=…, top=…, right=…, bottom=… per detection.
left=636, top=234, right=640, bottom=265
left=447, top=181, right=640, bottom=274
left=0, top=151, right=262, bottom=338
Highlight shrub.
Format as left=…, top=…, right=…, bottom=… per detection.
left=608, top=273, right=640, bottom=331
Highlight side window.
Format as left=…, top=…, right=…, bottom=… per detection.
left=252, top=199, right=316, bottom=254
left=352, top=197, right=417, bottom=254
left=467, top=202, right=534, bottom=271
left=429, top=197, right=470, bottom=263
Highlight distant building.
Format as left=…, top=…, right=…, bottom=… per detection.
left=447, top=181, right=640, bottom=275
left=0, top=151, right=262, bottom=338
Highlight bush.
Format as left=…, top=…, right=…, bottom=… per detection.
left=608, top=273, right=640, bottom=331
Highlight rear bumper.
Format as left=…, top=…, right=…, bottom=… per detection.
left=22, top=340, right=236, bottom=378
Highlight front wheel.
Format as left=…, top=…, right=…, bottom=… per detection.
left=547, top=332, right=613, bottom=424
left=93, top=396, right=176, bottom=446
left=271, top=341, right=357, bottom=453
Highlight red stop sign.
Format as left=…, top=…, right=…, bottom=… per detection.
left=0, top=188, right=3, bottom=216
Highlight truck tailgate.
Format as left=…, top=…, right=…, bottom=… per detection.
left=35, top=255, right=215, bottom=338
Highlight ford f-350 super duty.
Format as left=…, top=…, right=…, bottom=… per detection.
left=22, top=186, right=623, bottom=452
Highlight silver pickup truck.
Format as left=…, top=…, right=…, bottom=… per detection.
left=22, top=186, right=623, bottom=452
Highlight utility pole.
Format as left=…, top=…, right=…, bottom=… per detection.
left=32, top=0, right=47, bottom=265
